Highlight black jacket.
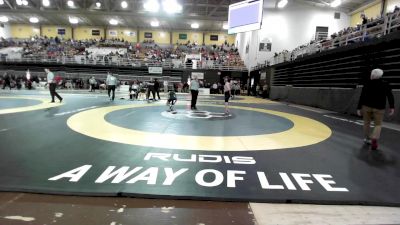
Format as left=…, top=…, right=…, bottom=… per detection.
left=154, top=81, right=160, bottom=90
left=357, top=79, right=395, bottom=110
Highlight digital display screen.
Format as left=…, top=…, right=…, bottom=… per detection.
left=228, top=0, right=263, bottom=34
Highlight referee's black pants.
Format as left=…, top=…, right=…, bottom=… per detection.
left=49, top=83, right=62, bottom=102
left=191, top=89, right=199, bottom=109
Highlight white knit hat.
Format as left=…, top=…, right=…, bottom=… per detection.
left=371, top=68, right=383, bottom=80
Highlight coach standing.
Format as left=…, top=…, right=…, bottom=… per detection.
left=357, top=68, right=395, bottom=150
left=190, top=76, right=199, bottom=110
left=45, top=68, right=63, bottom=103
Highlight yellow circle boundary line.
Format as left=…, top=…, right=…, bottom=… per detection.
left=0, top=96, right=64, bottom=115
left=67, top=104, right=332, bottom=151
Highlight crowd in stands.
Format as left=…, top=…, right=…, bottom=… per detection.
left=0, top=35, right=245, bottom=69
left=271, top=6, right=400, bottom=65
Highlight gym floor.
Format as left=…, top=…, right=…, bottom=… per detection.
left=0, top=89, right=399, bottom=225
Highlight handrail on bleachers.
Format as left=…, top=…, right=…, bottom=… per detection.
left=265, top=10, right=400, bottom=67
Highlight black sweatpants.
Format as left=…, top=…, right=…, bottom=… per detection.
left=191, top=90, right=199, bottom=108
left=2, top=81, right=11, bottom=90
left=108, top=85, right=116, bottom=100
left=49, top=83, right=62, bottom=102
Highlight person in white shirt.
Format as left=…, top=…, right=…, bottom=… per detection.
left=224, top=77, right=232, bottom=115
left=189, top=76, right=200, bottom=110
left=106, top=72, right=117, bottom=101
left=130, top=80, right=139, bottom=100
left=45, top=68, right=62, bottom=103
left=212, top=82, right=218, bottom=94
left=89, top=77, right=97, bottom=92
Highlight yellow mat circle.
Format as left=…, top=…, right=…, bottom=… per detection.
left=67, top=104, right=332, bottom=151
left=0, top=96, right=63, bottom=115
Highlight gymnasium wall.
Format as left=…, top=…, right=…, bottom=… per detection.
left=0, top=23, right=11, bottom=38
left=172, top=31, right=203, bottom=44
left=235, top=1, right=350, bottom=69
left=5, top=25, right=234, bottom=45
left=350, top=1, right=382, bottom=27
left=105, top=28, right=137, bottom=42
left=10, top=24, right=40, bottom=39
left=204, top=32, right=236, bottom=45
left=386, top=0, right=400, bottom=12
left=139, top=30, right=170, bottom=44
left=73, top=26, right=105, bottom=40
left=41, top=26, right=73, bottom=39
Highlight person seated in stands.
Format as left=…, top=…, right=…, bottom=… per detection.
left=166, top=89, right=177, bottom=112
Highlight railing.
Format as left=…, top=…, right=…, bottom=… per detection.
left=269, top=11, right=400, bottom=66
left=0, top=56, right=248, bottom=72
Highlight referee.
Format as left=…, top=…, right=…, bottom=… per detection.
left=190, top=76, right=199, bottom=110
left=45, top=68, right=63, bottom=103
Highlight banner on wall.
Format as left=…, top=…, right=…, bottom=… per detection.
left=260, top=72, right=266, bottom=79
left=259, top=43, right=272, bottom=52
left=191, top=72, right=204, bottom=79
left=124, top=31, right=136, bottom=37
left=185, top=54, right=201, bottom=61
left=57, top=29, right=66, bottom=35
left=149, top=67, right=163, bottom=74
left=259, top=38, right=272, bottom=52
left=179, top=34, right=187, bottom=40
left=92, top=30, right=100, bottom=36
left=108, top=30, right=117, bottom=36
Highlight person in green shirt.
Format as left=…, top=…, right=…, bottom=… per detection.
left=166, top=90, right=177, bottom=112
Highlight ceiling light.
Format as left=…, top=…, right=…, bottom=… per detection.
left=277, top=0, right=287, bottom=8
left=0, top=0, right=4, bottom=5
left=96, top=1, right=101, bottom=7
left=223, top=24, right=229, bottom=30
left=109, top=19, right=118, bottom=25
left=162, top=0, right=182, bottom=14
left=67, top=0, right=74, bottom=7
left=69, top=17, right=78, bottom=24
left=22, top=0, right=28, bottom=5
left=29, top=17, right=39, bottom=23
left=42, top=0, right=50, bottom=6
left=191, top=23, right=199, bottom=29
left=0, top=16, right=8, bottom=23
left=121, top=1, right=128, bottom=8
left=16, top=0, right=22, bottom=5
left=330, top=0, right=341, bottom=7
left=150, top=21, right=159, bottom=27
left=144, top=0, right=160, bottom=12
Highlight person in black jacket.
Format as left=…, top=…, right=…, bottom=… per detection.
left=2, top=72, right=11, bottom=90
left=154, top=78, right=161, bottom=100
left=357, top=68, right=395, bottom=150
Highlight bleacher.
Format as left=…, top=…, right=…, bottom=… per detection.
left=271, top=31, right=400, bottom=89
left=267, top=30, right=400, bottom=123
left=270, top=8, right=400, bottom=66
